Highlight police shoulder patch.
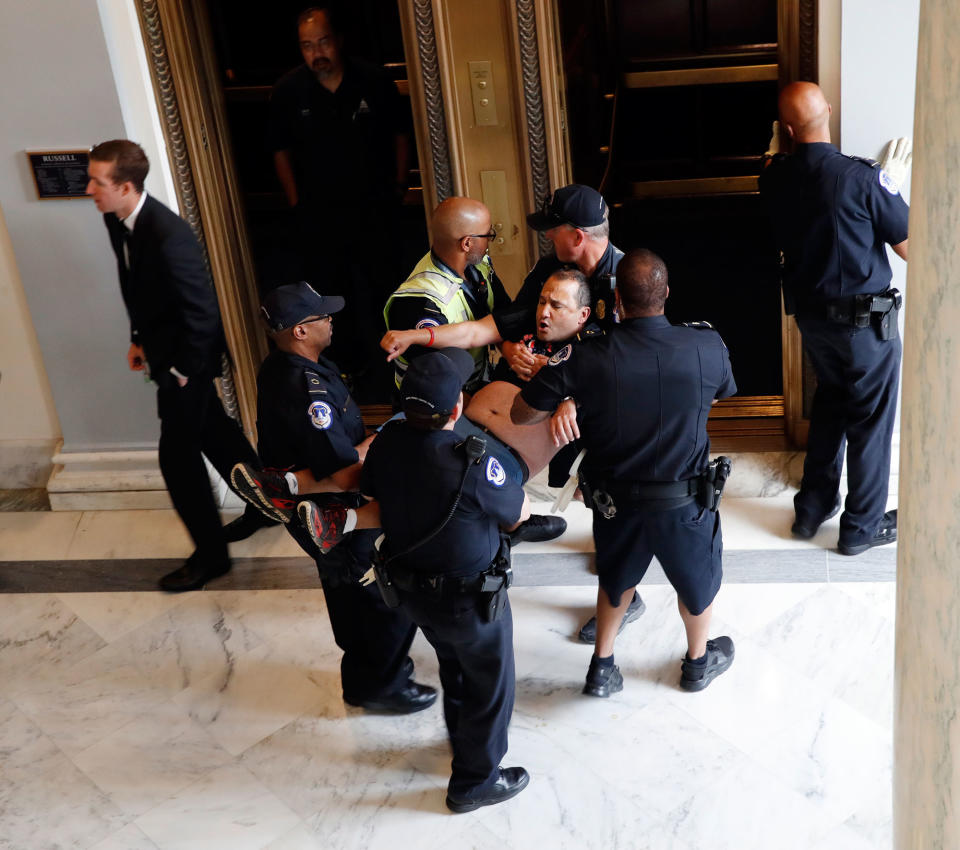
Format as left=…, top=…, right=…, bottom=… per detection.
left=485, top=455, right=506, bottom=487
left=415, top=318, right=440, bottom=330
left=308, top=400, right=333, bottom=430
left=878, top=169, right=900, bottom=195
left=548, top=344, right=573, bottom=366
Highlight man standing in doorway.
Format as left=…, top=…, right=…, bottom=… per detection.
left=269, top=4, right=411, bottom=393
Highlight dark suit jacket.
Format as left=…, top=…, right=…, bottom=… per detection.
left=105, top=194, right=225, bottom=378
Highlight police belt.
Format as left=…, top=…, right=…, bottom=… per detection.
left=600, top=478, right=699, bottom=503
left=801, top=291, right=899, bottom=327
left=388, top=563, right=511, bottom=596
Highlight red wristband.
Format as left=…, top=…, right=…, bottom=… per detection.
left=426, top=326, right=435, bottom=347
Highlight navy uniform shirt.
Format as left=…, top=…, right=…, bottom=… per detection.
left=759, top=143, right=910, bottom=309
left=360, top=421, right=525, bottom=577
left=268, top=58, right=409, bottom=210
left=520, top=316, right=736, bottom=482
left=513, top=242, right=624, bottom=329
left=490, top=301, right=604, bottom=387
left=256, top=350, right=365, bottom=479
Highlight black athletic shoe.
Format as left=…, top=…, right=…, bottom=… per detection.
left=680, top=636, right=735, bottom=692
left=344, top=681, right=437, bottom=714
left=509, top=514, right=567, bottom=545
left=582, top=657, right=624, bottom=698
left=446, top=767, right=530, bottom=813
left=158, top=552, right=231, bottom=593
left=791, top=494, right=842, bottom=539
left=837, top=509, right=897, bottom=556
left=578, top=591, right=646, bottom=644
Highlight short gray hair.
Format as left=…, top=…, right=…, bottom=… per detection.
left=574, top=207, right=609, bottom=241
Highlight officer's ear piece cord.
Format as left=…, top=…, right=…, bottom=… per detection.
left=381, top=435, right=487, bottom=566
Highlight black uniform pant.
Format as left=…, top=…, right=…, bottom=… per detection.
left=156, top=372, right=259, bottom=562
left=593, top=498, right=722, bottom=615
left=398, top=587, right=515, bottom=797
left=796, top=316, right=901, bottom=545
left=286, top=521, right=416, bottom=701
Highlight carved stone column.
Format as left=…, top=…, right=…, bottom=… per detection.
left=894, top=1, right=960, bottom=846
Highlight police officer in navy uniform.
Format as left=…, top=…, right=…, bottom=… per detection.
left=759, top=82, right=908, bottom=555
left=243, top=282, right=436, bottom=713
left=269, top=5, right=411, bottom=385
left=514, top=185, right=623, bottom=333
left=511, top=249, right=737, bottom=697
left=360, top=348, right=531, bottom=813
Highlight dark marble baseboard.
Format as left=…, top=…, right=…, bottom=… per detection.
left=0, top=489, right=50, bottom=512
left=0, top=546, right=897, bottom=594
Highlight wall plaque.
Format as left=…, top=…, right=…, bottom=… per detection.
left=26, top=150, right=90, bottom=199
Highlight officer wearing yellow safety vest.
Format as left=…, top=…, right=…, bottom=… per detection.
left=384, top=197, right=510, bottom=395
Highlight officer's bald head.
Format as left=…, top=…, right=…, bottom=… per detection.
left=778, top=82, right=831, bottom=144
left=431, top=198, right=491, bottom=258
left=616, top=249, right=668, bottom=317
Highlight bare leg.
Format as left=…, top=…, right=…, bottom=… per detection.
left=678, top=599, right=711, bottom=660
left=353, top=500, right=381, bottom=530
left=595, top=586, right=637, bottom=658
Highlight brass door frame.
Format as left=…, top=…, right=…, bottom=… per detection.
left=133, top=0, right=268, bottom=442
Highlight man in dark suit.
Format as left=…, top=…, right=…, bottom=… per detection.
left=86, top=139, right=269, bottom=591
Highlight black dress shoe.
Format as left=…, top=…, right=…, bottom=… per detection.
left=837, top=509, right=897, bottom=556
left=446, top=766, right=530, bottom=813
left=158, top=554, right=231, bottom=593
left=344, top=680, right=437, bottom=714
left=222, top=507, right=278, bottom=543
left=578, top=591, right=646, bottom=644
left=582, top=657, right=623, bottom=698
left=509, top=514, right=567, bottom=545
left=791, top=494, right=841, bottom=539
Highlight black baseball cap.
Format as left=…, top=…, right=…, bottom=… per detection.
left=400, top=348, right=475, bottom=419
left=260, top=282, right=344, bottom=332
left=526, top=184, right=608, bottom=231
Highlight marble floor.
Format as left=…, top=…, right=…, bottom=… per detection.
left=0, top=576, right=893, bottom=849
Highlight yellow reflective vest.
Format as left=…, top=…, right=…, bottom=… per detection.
left=384, top=251, right=498, bottom=388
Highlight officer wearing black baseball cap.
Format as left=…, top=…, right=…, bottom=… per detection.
left=233, top=281, right=438, bottom=715
left=258, top=280, right=345, bottom=331
left=360, top=347, right=531, bottom=813
left=515, top=184, right=624, bottom=330
left=514, top=186, right=646, bottom=640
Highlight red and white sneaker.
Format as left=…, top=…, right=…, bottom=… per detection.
left=298, top=501, right=348, bottom=555
left=230, top=463, right=295, bottom=523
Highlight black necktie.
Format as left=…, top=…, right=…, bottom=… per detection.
left=121, top=227, right=132, bottom=269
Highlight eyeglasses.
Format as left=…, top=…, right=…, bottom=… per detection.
left=300, top=314, right=331, bottom=325
left=464, top=229, right=497, bottom=240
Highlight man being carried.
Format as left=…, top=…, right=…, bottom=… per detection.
left=382, top=268, right=646, bottom=641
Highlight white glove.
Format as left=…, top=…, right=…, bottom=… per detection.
left=764, top=120, right=783, bottom=157
left=879, top=137, right=912, bottom=192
